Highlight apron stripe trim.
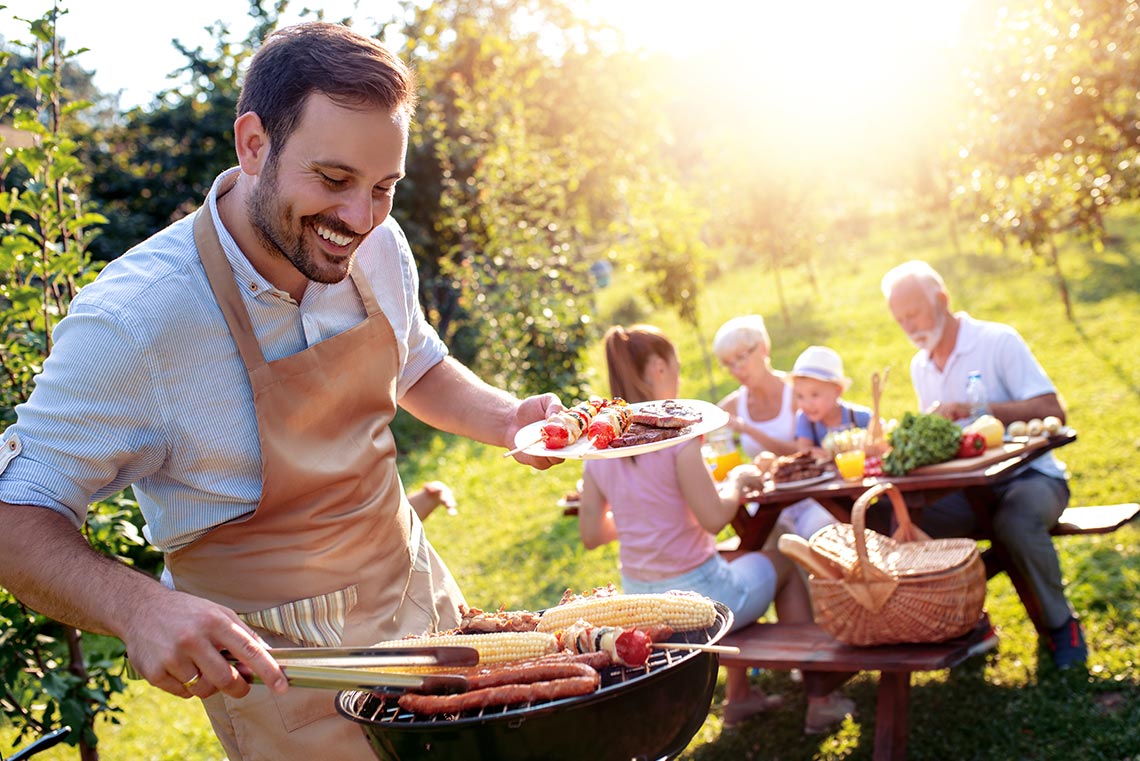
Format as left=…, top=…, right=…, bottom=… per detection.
left=239, top=585, right=359, bottom=648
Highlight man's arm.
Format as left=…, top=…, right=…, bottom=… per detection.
left=0, top=503, right=287, bottom=700
left=928, top=393, right=1065, bottom=426
left=400, top=357, right=563, bottom=469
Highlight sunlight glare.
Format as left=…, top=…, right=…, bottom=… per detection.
left=586, top=0, right=973, bottom=162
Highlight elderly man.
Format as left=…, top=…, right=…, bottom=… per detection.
left=880, top=260, right=1086, bottom=670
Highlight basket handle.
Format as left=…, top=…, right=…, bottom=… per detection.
left=850, top=482, right=916, bottom=570
left=777, top=534, right=843, bottom=580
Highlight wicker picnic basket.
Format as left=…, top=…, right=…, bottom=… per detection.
left=779, top=482, right=986, bottom=646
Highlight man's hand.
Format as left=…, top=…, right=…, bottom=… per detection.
left=122, top=587, right=288, bottom=701
left=507, top=392, right=564, bottom=470
left=925, top=400, right=971, bottom=421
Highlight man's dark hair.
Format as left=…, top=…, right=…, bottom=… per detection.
left=238, top=21, right=417, bottom=150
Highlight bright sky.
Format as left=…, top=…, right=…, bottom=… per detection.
left=0, top=0, right=971, bottom=119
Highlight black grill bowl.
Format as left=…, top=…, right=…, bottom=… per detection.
left=337, top=602, right=733, bottom=761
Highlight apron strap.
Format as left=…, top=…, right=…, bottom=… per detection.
left=193, top=203, right=269, bottom=373
left=349, top=264, right=383, bottom=318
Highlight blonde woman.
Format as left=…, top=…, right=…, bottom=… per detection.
left=713, top=316, right=835, bottom=541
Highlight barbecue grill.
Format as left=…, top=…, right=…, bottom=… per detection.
left=337, top=601, right=734, bottom=761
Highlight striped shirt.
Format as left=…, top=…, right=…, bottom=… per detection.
left=0, top=168, right=447, bottom=550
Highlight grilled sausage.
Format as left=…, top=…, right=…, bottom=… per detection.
left=397, top=662, right=600, bottom=715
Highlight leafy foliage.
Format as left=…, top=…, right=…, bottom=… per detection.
left=394, top=0, right=708, bottom=399
left=0, top=10, right=158, bottom=758
left=949, top=0, right=1140, bottom=315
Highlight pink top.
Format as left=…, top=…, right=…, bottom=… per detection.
left=583, top=440, right=717, bottom=582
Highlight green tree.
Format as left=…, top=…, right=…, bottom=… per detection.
left=396, top=0, right=708, bottom=399
left=950, top=0, right=1140, bottom=318
left=0, top=9, right=156, bottom=759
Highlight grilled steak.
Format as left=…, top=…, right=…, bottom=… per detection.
left=630, top=400, right=703, bottom=429
left=769, top=451, right=827, bottom=482
left=608, top=422, right=691, bottom=448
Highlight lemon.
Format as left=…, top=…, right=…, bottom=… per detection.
left=965, top=414, right=1005, bottom=448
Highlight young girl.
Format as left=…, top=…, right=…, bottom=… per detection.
left=577, top=324, right=854, bottom=732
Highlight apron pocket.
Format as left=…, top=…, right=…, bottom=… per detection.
left=239, top=584, right=359, bottom=648
left=273, top=685, right=340, bottom=733
left=218, top=684, right=352, bottom=760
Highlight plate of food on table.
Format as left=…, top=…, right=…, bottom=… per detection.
left=509, top=397, right=729, bottom=460
left=766, top=451, right=837, bottom=490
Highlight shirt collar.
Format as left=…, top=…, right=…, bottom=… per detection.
left=206, top=168, right=313, bottom=305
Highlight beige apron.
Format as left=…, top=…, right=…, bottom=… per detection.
left=165, top=183, right=464, bottom=760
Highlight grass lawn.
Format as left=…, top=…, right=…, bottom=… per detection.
left=4, top=207, right=1139, bottom=760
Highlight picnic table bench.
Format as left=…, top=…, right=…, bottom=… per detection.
left=718, top=615, right=998, bottom=761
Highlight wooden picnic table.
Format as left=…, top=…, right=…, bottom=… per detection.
left=719, top=614, right=998, bottom=761
left=730, top=430, right=1078, bottom=637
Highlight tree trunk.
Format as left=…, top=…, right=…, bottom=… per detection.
left=65, top=627, right=99, bottom=761
left=945, top=198, right=962, bottom=258
left=693, top=318, right=718, bottom=402
left=773, top=258, right=791, bottom=327
left=1045, top=235, right=1074, bottom=322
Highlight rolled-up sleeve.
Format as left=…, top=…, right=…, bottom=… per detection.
left=0, top=303, right=167, bottom=525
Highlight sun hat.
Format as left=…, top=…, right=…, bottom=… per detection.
left=788, top=345, right=852, bottom=391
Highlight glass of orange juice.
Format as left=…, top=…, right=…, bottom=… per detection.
left=834, top=449, right=867, bottom=481
left=704, top=430, right=741, bottom=481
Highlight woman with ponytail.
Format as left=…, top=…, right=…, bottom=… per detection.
left=577, top=325, right=854, bottom=732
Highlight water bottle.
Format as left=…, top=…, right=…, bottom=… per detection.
left=965, top=371, right=989, bottom=420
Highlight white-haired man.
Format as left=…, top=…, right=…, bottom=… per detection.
left=881, top=259, right=1086, bottom=670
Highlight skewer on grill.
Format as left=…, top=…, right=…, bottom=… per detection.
left=651, top=642, right=740, bottom=655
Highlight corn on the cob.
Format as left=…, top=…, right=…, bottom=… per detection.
left=535, top=592, right=717, bottom=634
left=370, top=631, right=559, bottom=669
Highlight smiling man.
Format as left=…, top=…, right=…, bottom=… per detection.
left=0, top=22, right=561, bottom=760
left=881, top=259, right=1086, bottom=673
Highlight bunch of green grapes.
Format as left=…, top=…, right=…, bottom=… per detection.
left=882, top=411, right=962, bottom=476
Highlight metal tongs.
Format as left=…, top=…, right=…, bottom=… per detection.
left=233, top=645, right=478, bottom=694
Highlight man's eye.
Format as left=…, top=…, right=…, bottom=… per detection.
left=321, top=174, right=348, bottom=187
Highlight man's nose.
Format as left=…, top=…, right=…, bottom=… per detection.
left=338, top=191, right=375, bottom=234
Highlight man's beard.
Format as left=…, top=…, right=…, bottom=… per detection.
left=907, top=310, right=946, bottom=352
left=247, top=158, right=356, bottom=285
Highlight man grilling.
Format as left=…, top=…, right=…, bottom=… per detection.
left=0, top=22, right=560, bottom=759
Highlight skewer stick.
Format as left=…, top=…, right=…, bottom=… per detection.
left=502, top=435, right=545, bottom=458
left=651, top=642, right=740, bottom=655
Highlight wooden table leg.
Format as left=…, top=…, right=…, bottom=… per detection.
left=874, top=671, right=911, bottom=761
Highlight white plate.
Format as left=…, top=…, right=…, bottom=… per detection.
left=769, top=471, right=836, bottom=490
left=514, top=399, right=729, bottom=460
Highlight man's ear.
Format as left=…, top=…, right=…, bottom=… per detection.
left=234, top=112, right=271, bottom=175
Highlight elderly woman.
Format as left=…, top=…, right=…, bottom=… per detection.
left=713, top=315, right=835, bottom=541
